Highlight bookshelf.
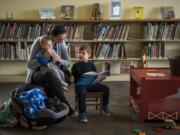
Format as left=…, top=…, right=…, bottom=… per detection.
left=0, top=19, right=180, bottom=82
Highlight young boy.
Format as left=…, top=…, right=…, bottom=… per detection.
left=71, top=45, right=110, bottom=123
left=36, top=36, right=68, bottom=91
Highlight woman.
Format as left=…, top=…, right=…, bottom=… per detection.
left=25, top=24, right=74, bottom=115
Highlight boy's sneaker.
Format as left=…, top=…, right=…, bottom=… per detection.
left=103, top=106, right=111, bottom=116
left=79, top=113, right=88, bottom=123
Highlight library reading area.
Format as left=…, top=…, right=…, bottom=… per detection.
left=0, top=0, right=180, bottom=135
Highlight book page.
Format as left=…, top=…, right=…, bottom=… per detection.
left=83, top=71, right=97, bottom=76
left=145, top=72, right=166, bottom=77
left=93, top=71, right=109, bottom=83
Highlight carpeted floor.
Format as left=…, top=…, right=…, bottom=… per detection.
left=0, top=82, right=179, bottom=135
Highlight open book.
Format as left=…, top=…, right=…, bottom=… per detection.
left=76, top=71, right=109, bottom=86
left=145, top=72, right=166, bottom=77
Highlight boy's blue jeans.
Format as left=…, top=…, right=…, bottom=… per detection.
left=75, top=83, right=110, bottom=114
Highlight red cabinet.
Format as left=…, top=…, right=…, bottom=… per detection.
left=130, top=67, right=180, bottom=122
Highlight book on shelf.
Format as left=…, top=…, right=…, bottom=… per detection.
left=60, top=5, right=74, bottom=20
left=0, top=23, right=48, bottom=40
left=143, top=42, right=165, bottom=59
left=65, top=25, right=84, bottom=40
left=39, top=8, right=56, bottom=20
left=161, top=6, right=175, bottom=19
left=76, top=71, right=109, bottom=86
left=105, top=62, right=111, bottom=76
left=145, top=72, right=166, bottom=77
left=73, top=44, right=81, bottom=58
left=94, top=43, right=127, bottom=59
left=93, top=24, right=129, bottom=40
left=66, top=43, right=80, bottom=58
left=119, top=43, right=127, bottom=59
left=120, top=61, right=131, bottom=74
left=143, top=23, right=178, bottom=40
left=0, top=42, right=31, bottom=60
left=110, top=0, right=121, bottom=19
left=174, top=23, right=180, bottom=40
left=132, top=6, right=144, bottom=19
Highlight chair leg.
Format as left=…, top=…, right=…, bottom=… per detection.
left=100, top=96, right=103, bottom=114
left=95, top=98, right=98, bottom=110
left=75, top=96, right=78, bottom=112
left=75, top=92, right=104, bottom=114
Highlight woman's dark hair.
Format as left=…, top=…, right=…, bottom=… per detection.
left=48, top=25, right=66, bottom=36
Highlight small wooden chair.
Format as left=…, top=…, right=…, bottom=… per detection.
left=75, top=92, right=103, bottom=114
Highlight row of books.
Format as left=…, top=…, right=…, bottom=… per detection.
left=0, top=23, right=42, bottom=40
left=93, top=24, right=129, bottom=41
left=0, top=42, right=166, bottom=61
left=0, top=23, right=85, bottom=40
left=0, top=22, right=91, bottom=41
left=0, top=42, right=127, bottom=60
left=143, top=23, right=180, bottom=40
left=1, top=22, right=180, bottom=41
left=67, top=43, right=127, bottom=59
left=0, top=43, right=31, bottom=60
left=65, top=25, right=84, bottom=40
left=143, top=42, right=165, bottom=59
left=93, top=43, right=127, bottom=59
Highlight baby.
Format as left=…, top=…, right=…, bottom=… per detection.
left=36, top=35, right=68, bottom=91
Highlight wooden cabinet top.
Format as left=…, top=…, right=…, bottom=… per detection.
left=130, top=67, right=180, bottom=85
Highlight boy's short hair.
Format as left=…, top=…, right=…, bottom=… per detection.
left=79, top=45, right=91, bottom=54
left=40, top=36, right=52, bottom=45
